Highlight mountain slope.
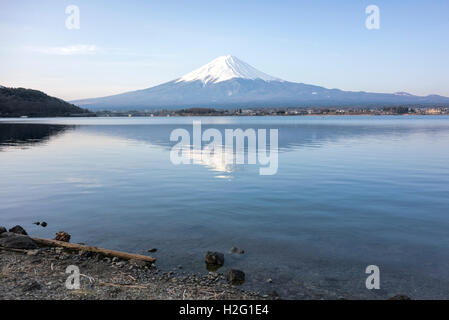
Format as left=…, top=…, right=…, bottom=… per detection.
left=0, top=87, right=92, bottom=117
left=72, top=55, right=449, bottom=110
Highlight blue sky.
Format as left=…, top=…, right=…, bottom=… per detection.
left=1, top=0, right=448, bottom=100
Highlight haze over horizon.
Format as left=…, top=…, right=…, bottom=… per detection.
left=1, top=0, right=449, bottom=101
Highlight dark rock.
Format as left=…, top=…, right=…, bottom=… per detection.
left=79, top=250, right=95, bottom=258
left=205, top=251, right=224, bottom=266
left=93, top=253, right=102, bottom=261
left=54, top=231, right=71, bottom=242
left=227, top=269, right=245, bottom=285
left=0, top=233, right=38, bottom=249
left=0, top=232, right=16, bottom=238
left=8, top=225, right=28, bottom=235
left=0, top=226, right=6, bottom=234
left=230, top=247, right=245, bottom=254
left=22, top=281, right=42, bottom=292
left=147, top=248, right=158, bottom=253
left=388, top=295, right=411, bottom=300
left=41, top=221, right=47, bottom=227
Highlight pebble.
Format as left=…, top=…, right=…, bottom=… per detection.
left=230, top=247, right=245, bottom=254
left=27, top=250, right=39, bottom=256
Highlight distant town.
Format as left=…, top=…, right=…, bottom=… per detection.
left=3, top=87, right=448, bottom=118
left=95, top=106, right=449, bottom=117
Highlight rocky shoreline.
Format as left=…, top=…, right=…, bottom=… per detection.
left=0, top=225, right=270, bottom=300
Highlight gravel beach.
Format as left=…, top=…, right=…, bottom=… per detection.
left=0, top=229, right=271, bottom=300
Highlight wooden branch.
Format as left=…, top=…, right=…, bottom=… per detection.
left=31, top=237, right=156, bottom=263
left=99, top=282, right=148, bottom=289
left=0, top=246, right=29, bottom=254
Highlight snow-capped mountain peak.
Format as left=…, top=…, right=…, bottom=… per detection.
left=176, top=55, right=283, bottom=85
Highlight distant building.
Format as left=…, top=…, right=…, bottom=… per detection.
left=426, top=108, right=441, bottom=115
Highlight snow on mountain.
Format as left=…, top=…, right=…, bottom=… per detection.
left=394, top=92, right=413, bottom=96
left=176, top=55, right=283, bottom=85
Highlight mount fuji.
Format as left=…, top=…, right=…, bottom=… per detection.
left=72, top=55, right=449, bottom=110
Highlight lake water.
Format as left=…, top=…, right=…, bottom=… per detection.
left=1, top=116, right=449, bottom=299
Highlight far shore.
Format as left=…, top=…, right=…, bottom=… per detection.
left=1, top=111, right=449, bottom=120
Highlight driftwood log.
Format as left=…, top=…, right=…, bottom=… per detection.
left=31, top=237, right=156, bottom=263
left=0, top=246, right=29, bottom=254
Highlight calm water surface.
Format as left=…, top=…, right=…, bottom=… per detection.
left=1, top=116, right=449, bottom=299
